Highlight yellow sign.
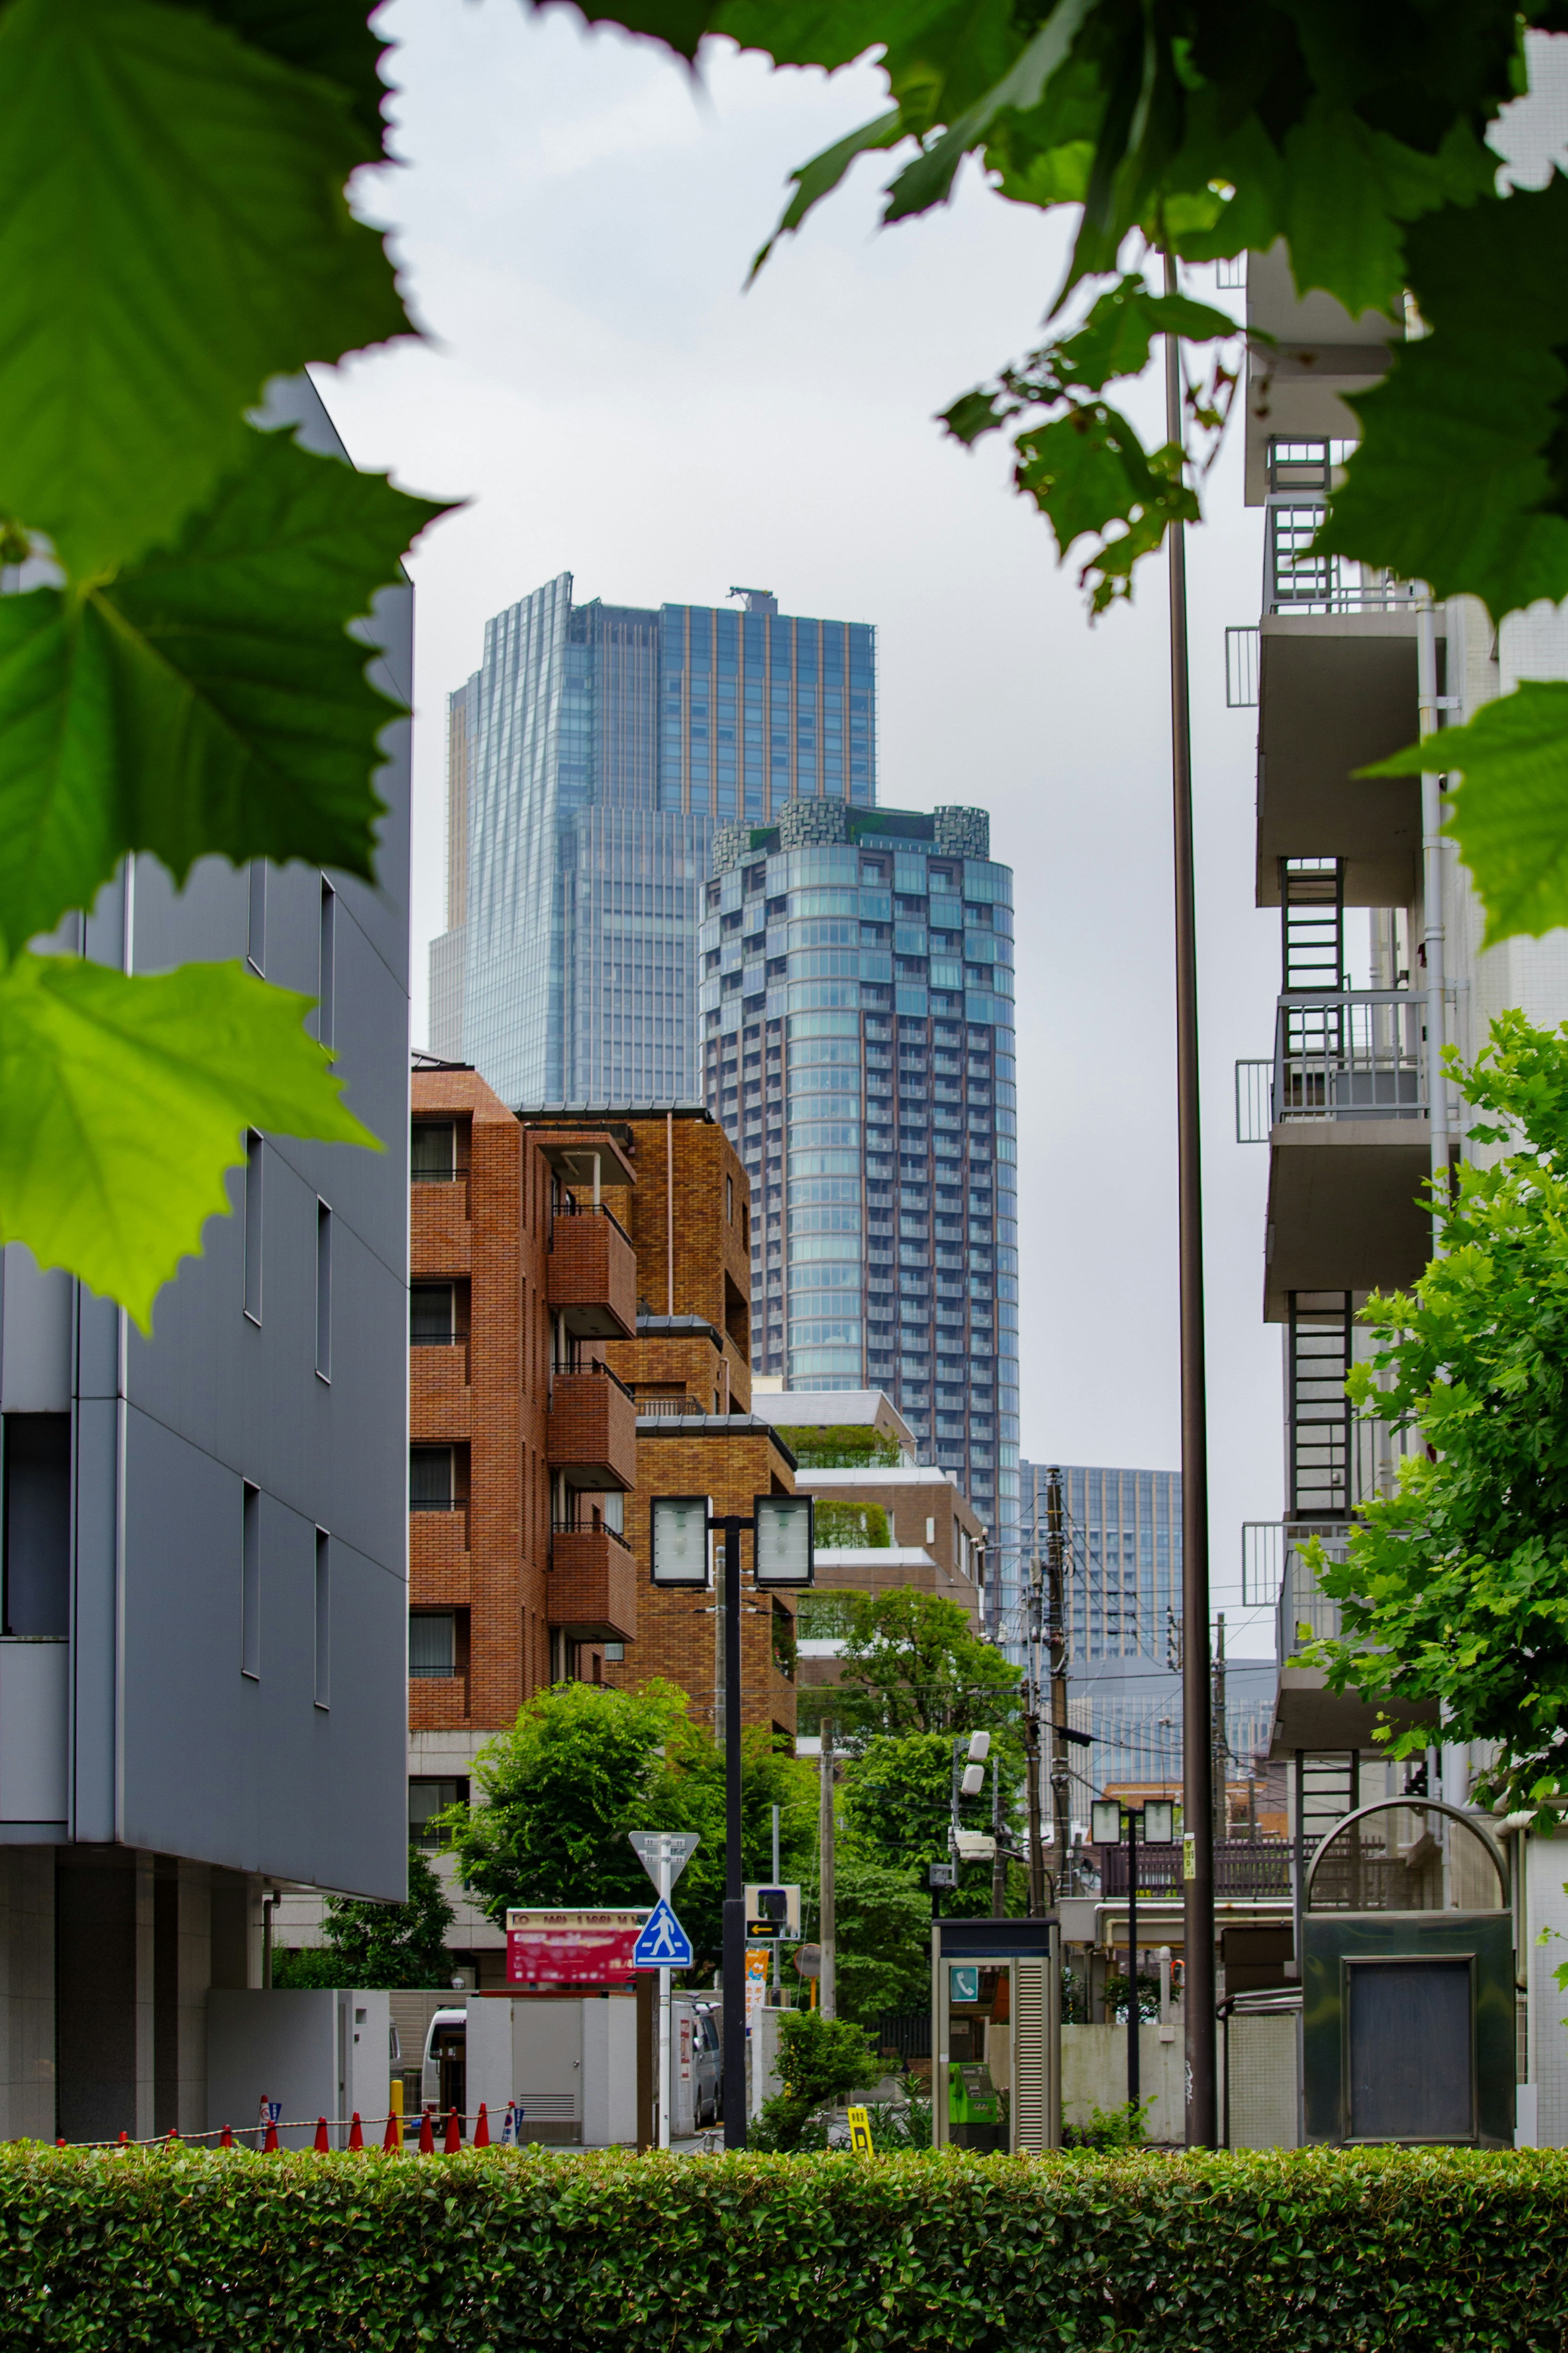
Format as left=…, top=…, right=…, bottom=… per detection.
left=846, top=2104, right=873, bottom=2155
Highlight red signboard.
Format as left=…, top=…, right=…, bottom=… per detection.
left=505, top=1908, right=647, bottom=1988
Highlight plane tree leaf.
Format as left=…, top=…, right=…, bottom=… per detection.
left=0, top=952, right=376, bottom=1332
left=166, top=0, right=393, bottom=158
left=0, top=0, right=411, bottom=578
left=1364, top=681, right=1568, bottom=946
left=1321, top=174, right=1568, bottom=618
left=0, top=427, right=450, bottom=961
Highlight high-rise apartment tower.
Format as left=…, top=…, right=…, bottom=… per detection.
left=431, top=575, right=877, bottom=1107
left=699, top=801, right=1020, bottom=1636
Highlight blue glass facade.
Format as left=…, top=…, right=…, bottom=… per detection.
left=1020, top=1462, right=1182, bottom=1663
left=701, top=803, right=1021, bottom=1635
left=430, top=575, right=876, bottom=1104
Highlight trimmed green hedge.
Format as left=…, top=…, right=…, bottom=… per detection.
left=2, top=2145, right=1566, bottom=2349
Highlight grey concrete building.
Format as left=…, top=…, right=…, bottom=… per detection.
left=0, top=376, right=410, bottom=2143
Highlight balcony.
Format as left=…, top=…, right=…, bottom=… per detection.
left=548, top=1203, right=637, bottom=1340
left=411, top=1180, right=471, bottom=1276
left=1252, top=444, right=1437, bottom=910
left=548, top=1522, right=638, bottom=1643
left=546, top=1360, right=638, bottom=1491
left=410, top=1343, right=470, bottom=1442
left=1270, top=1527, right=1435, bottom=1755
left=410, top=1510, right=470, bottom=1606
left=1237, top=990, right=1432, bottom=1318
left=1243, top=248, right=1397, bottom=506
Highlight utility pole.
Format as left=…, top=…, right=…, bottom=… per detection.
left=1025, top=1566, right=1047, bottom=1916
left=991, top=1744, right=1007, bottom=1917
left=1046, top=1468, right=1073, bottom=1893
left=1126, top=1804, right=1140, bottom=2112
left=722, top=1517, right=746, bottom=2141
left=1163, top=250, right=1216, bottom=2148
left=818, top=1715, right=836, bottom=2021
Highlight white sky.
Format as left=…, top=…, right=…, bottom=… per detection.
left=323, top=0, right=1283, bottom=1648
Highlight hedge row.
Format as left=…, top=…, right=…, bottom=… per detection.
left=2, top=2144, right=1566, bottom=2351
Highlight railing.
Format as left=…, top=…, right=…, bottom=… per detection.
left=551, top=1517, right=633, bottom=1548
left=553, top=1357, right=636, bottom=1402
left=635, top=1395, right=705, bottom=1418
left=551, top=1199, right=633, bottom=1246
left=1278, top=1528, right=1356, bottom=1658
left=1096, top=1840, right=1292, bottom=1899
left=1266, top=488, right=1415, bottom=616
left=1236, top=990, right=1426, bottom=1141
left=1242, top=1519, right=1352, bottom=1609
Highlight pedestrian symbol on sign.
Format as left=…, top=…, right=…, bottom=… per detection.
left=633, top=1898, right=693, bottom=1969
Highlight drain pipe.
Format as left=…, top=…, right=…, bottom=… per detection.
left=1417, top=594, right=1449, bottom=1251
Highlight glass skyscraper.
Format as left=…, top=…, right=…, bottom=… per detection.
left=700, top=801, right=1021, bottom=1633
left=1020, top=1463, right=1182, bottom=1663
left=430, top=573, right=878, bottom=1105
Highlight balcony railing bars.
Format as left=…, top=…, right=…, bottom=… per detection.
left=550, top=1199, right=633, bottom=1246
left=1096, top=1839, right=1293, bottom=1899
left=550, top=1516, right=633, bottom=1547
left=1266, top=494, right=1416, bottom=616
left=1277, top=1531, right=1357, bottom=1661
left=1243, top=1519, right=1352, bottom=1610
left=551, top=1357, right=636, bottom=1402
left=635, top=1395, right=705, bottom=1418
left=1236, top=990, right=1427, bottom=1142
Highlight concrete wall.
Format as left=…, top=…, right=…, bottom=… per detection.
left=1062, top=2024, right=1185, bottom=2144
left=0, top=1852, right=53, bottom=2141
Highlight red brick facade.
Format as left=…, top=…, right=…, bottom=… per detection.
left=409, top=1079, right=794, bottom=1745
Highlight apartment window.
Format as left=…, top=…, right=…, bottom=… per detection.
left=408, top=1775, right=467, bottom=1847
left=315, top=1201, right=332, bottom=1381
left=409, top=1612, right=455, bottom=1679
left=410, top=1282, right=455, bottom=1345
left=411, top=1121, right=456, bottom=1182
left=602, top=1642, right=625, bottom=1664
left=2, top=1413, right=69, bottom=1638
left=313, top=1529, right=330, bottom=1708
left=243, top=1131, right=263, bottom=1324
left=318, top=879, right=336, bottom=1049
left=246, top=859, right=266, bottom=975
left=409, top=1446, right=454, bottom=1510
left=241, top=1483, right=260, bottom=1679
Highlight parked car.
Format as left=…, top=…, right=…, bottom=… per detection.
left=691, top=2000, right=722, bottom=2126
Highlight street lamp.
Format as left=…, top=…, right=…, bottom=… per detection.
left=1091, top=1798, right=1176, bottom=2112
left=650, top=1490, right=813, bottom=2150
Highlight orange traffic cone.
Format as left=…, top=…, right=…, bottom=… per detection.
left=474, top=2103, right=490, bottom=2150
left=418, top=2108, right=434, bottom=2155
left=313, top=2117, right=330, bottom=2152
left=381, top=2109, right=400, bottom=2154
left=263, top=2119, right=279, bottom=2153
left=443, top=2107, right=461, bottom=2155
left=220, top=2125, right=234, bottom=2149
left=348, top=2112, right=363, bottom=2151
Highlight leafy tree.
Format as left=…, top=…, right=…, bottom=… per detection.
left=748, top=2010, right=881, bottom=2151
left=1312, top=1014, right=1568, bottom=1813
left=272, top=1848, right=456, bottom=1989
left=0, top=0, right=443, bottom=1321
left=545, top=0, right=1568, bottom=943
left=831, top=1853, right=934, bottom=2023
left=833, top=1587, right=1023, bottom=1740
left=440, top=1677, right=815, bottom=1971
left=839, top=1728, right=1027, bottom=1919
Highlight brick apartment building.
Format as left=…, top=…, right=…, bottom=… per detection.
left=404, top=1071, right=797, bottom=1979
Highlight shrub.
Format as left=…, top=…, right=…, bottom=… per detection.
left=1062, top=2097, right=1152, bottom=2150
left=4, top=2146, right=1568, bottom=2348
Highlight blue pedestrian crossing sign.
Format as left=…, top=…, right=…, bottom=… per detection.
left=633, top=1898, right=693, bottom=1968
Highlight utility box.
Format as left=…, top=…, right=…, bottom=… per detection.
left=207, top=1989, right=392, bottom=2148
left=466, top=1993, right=638, bottom=2147
left=931, top=1918, right=1058, bottom=2155
left=1301, top=1799, right=1515, bottom=2148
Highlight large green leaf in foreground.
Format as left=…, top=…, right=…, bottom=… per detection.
left=1365, top=681, right=1568, bottom=947
left=0, top=0, right=409, bottom=577
left=0, top=953, right=376, bottom=1331
left=0, top=427, right=447, bottom=960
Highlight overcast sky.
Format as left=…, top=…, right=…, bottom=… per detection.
left=324, top=0, right=1283, bottom=1648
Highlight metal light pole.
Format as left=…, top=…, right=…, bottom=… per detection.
left=1125, top=1804, right=1140, bottom=2110
left=1163, top=249, right=1216, bottom=2146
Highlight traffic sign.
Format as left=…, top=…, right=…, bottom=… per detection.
left=846, top=2105, right=874, bottom=2156
left=628, top=1831, right=700, bottom=1888
left=633, top=1898, right=693, bottom=1969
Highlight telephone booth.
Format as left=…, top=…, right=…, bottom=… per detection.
left=1301, top=1797, right=1515, bottom=2148
left=931, top=1917, right=1058, bottom=2155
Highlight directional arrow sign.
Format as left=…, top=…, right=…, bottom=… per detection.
left=633, top=1897, right=693, bottom=1969
left=628, top=1831, right=699, bottom=1889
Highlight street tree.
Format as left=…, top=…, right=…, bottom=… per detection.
left=440, top=1677, right=815, bottom=1969
left=543, top=0, right=1568, bottom=948
left=839, top=1727, right=1027, bottom=1917
left=1313, top=1014, right=1568, bottom=1814
left=272, top=1847, right=456, bottom=1989
left=834, top=1587, right=1023, bottom=1740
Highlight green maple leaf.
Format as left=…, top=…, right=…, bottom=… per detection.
left=0, top=425, right=449, bottom=961
left=0, top=0, right=411, bottom=578
left=1363, top=681, right=1568, bottom=946
left=0, top=952, right=376, bottom=1331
